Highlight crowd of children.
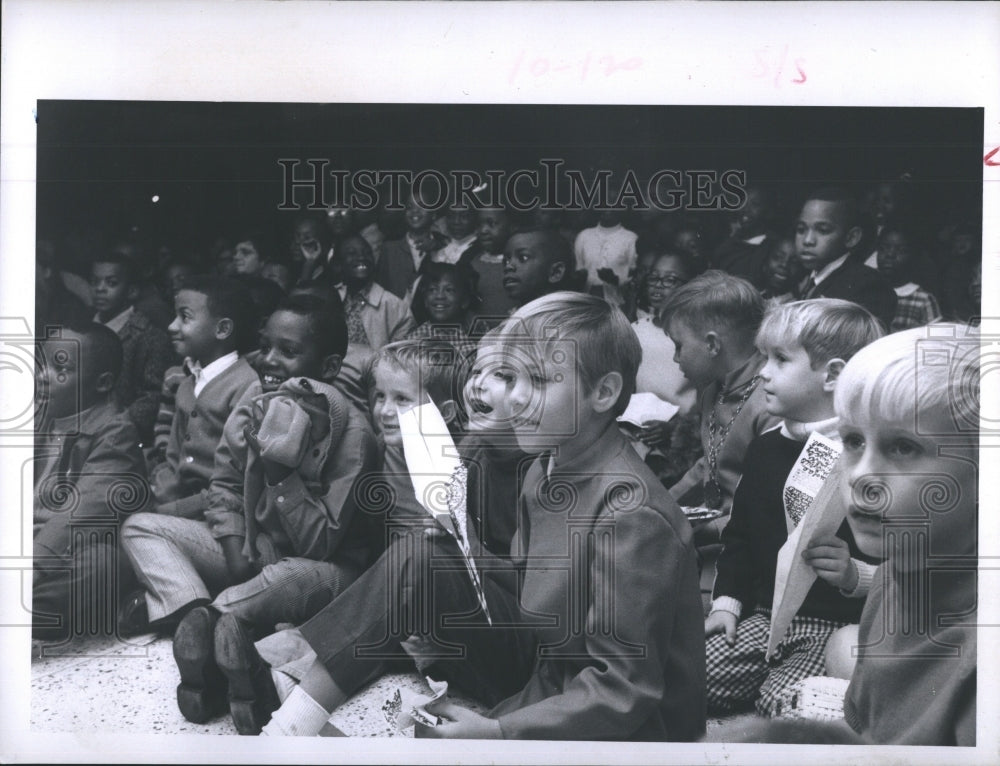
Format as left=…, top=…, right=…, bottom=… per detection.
left=31, top=177, right=981, bottom=746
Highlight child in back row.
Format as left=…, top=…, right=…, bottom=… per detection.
left=89, top=252, right=174, bottom=444
left=234, top=293, right=705, bottom=741
left=704, top=299, right=883, bottom=717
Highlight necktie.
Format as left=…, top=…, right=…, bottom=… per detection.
left=345, top=291, right=371, bottom=345
left=801, top=276, right=817, bottom=299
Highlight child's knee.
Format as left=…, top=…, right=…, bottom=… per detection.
left=824, top=624, right=858, bottom=679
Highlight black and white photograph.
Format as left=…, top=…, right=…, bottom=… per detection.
left=2, top=2, right=998, bottom=764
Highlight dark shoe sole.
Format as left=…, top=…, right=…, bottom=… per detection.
left=214, top=612, right=280, bottom=735
left=172, top=606, right=227, bottom=723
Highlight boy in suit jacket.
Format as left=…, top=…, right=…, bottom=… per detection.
left=794, top=187, right=897, bottom=330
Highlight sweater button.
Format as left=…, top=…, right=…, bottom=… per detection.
left=277, top=496, right=285, bottom=503
left=185, top=456, right=194, bottom=463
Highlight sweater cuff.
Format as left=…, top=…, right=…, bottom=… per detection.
left=710, top=596, right=742, bottom=618
left=841, top=559, right=877, bottom=598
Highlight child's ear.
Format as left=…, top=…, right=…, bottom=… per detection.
left=94, top=370, right=116, bottom=394
left=823, top=358, right=846, bottom=391
left=591, top=371, right=624, bottom=414
left=321, top=354, right=343, bottom=382
left=845, top=226, right=863, bottom=250
left=438, top=398, right=459, bottom=424
left=215, top=317, right=235, bottom=341
left=547, top=260, right=567, bottom=285
left=705, top=331, right=722, bottom=357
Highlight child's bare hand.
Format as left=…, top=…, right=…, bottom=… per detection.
left=414, top=701, right=502, bottom=739
left=638, top=419, right=673, bottom=447
left=802, top=534, right=858, bottom=591
left=705, top=610, right=738, bottom=646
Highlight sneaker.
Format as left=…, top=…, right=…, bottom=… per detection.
left=117, top=589, right=151, bottom=637
left=172, top=606, right=227, bottom=723
left=214, top=612, right=280, bottom=735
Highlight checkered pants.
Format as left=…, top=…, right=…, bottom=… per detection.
left=705, top=607, right=846, bottom=717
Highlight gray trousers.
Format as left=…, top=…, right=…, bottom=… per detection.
left=120, top=512, right=360, bottom=629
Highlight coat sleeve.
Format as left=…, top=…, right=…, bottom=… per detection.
left=204, top=386, right=256, bottom=540
left=125, top=325, right=174, bottom=442
left=34, top=419, right=149, bottom=555
left=712, top=453, right=760, bottom=606
left=495, top=508, right=685, bottom=740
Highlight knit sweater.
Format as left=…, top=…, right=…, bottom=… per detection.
left=152, top=357, right=260, bottom=517
left=712, top=428, right=876, bottom=623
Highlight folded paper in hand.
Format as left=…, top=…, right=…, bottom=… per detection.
left=617, top=392, right=680, bottom=428
left=382, top=676, right=449, bottom=729
left=767, top=432, right=846, bottom=659
left=398, top=402, right=493, bottom=624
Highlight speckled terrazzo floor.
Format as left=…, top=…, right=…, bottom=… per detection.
left=31, top=633, right=754, bottom=738
left=30, top=633, right=487, bottom=737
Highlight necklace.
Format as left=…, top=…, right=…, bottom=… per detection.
left=704, top=374, right=761, bottom=509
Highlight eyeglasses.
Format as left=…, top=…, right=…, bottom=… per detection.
left=647, top=274, right=686, bottom=288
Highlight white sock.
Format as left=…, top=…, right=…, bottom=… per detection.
left=259, top=685, right=331, bottom=737
left=271, top=669, right=298, bottom=704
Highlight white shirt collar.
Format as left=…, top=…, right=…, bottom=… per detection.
left=97, top=305, right=134, bottom=334
left=744, top=234, right=767, bottom=246
left=810, top=253, right=850, bottom=286
left=894, top=282, right=920, bottom=297
left=190, top=351, right=239, bottom=397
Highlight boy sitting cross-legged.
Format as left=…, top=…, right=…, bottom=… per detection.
left=120, top=295, right=379, bottom=721
left=704, top=299, right=884, bottom=717
left=233, top=293, right=706, bottom=741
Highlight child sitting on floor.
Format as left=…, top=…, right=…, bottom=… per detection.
left=118, top=277, right=261, bottom=633
left=120, top=295, right=379, bottom=720
left=662, top=271, right=781, bottom=528
left=233, top=292, right=706, bottom=741
left=704, top=299, right=883, bottom=717
left=831, top=324, right=979, bottom=745
left=33, top=321, right=150, bottom=641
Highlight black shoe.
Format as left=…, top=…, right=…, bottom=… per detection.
left=117, top=589, right=151, bottom=638
left=214, top=612, right=280, bottom=735
left=172, top=606, right=227, bottom=723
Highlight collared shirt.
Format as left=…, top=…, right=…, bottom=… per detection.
left=810, top=253, right=850, bottom=287
left=744, top=234, right=767, bottom=246
left=405, top=233, right=426, bottom=272
left=96, top=305, right=135, bottom=335
left=188, top=351, right=239, bottom=397
left=434, top=233, right=477, bottom=265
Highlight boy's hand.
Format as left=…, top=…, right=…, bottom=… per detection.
left=219, top=535, right=257, bottom=583
left=638, top=419, right=673, bottom=448
left=705, top=610, right=738, bottom=646
left=596, top=267, right=620, bottom=286
left=414, top=701, right=502, bottom=739
left=802, top=534, right=858, bottom=591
